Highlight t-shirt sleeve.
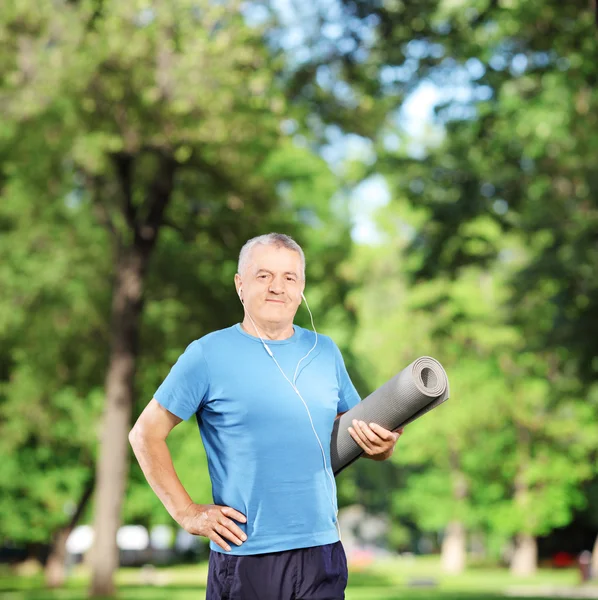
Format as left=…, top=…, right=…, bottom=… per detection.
left=154, top=340, right=209, bottom=421
left=333, top=341, right=361, bottom=413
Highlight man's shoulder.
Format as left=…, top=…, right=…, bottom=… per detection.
left=194, top=325, right=238, bottom=349
left=295, top=326, right=338, bottom=354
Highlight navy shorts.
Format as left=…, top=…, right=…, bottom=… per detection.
left=206, top=541, right=348, bottom=600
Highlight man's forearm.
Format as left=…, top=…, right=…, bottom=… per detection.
left=129, top=431, right=194, bottom=524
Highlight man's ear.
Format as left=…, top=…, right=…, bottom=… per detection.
left=234, top=273, right=242, bottom=297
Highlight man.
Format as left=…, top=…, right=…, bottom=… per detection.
left=129, top=233, right=402, bottom=599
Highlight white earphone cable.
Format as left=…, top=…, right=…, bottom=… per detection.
left=240, top=290, right=340, bottom=538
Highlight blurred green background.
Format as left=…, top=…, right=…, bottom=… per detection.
left=1, top=0, right=598, bottom=598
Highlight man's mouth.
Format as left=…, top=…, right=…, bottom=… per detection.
left=266, top=299, right=285, bottom=304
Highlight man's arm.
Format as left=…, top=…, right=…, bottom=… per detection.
left=129, top=399, right=191, bottom=521
left=129, top=399, right=247, bottom=552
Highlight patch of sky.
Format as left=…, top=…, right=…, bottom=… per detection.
left=135, top=7, right=155, bottom=27
left=493, top=199, right=509, bottom=215
left=333, top=80, right=359, bottom=108
left=489, top=54, right=508, bottom=71
left=321, top=132, right=376, bottom=174
left=510, top=53, right=528, bottom=77
left=430, top=43, right=445, bottom=59
left=297, top=207, right=322, bottom=228
left=364, top=13, right=380, bottom=28
left=379, top=59, right=419, bottom=89
left=280, top=119, right=299, bottom=136
left=241, top=2, right=271, bottom=27
left=442, top=103, right=478, bottom=121
left=409, top=178, right=425, bottom=195
left=480, top=182, right=495, bottom=198
left=349, top=175, right=391, bottom=245
left=474, top=86, right=493, bottom=101
left=65, top=189, right=84, bottom=209
left=434, top=21, right=451, bottom=35
left=533, top=51, right=551, bottom=68
left=383, top=132, right=401, bottom=152
left=405, top=39, right=430, bottom=60
left=316, top=65, right=335, bottom=92
left=283, top=26, right=305, bottom=50
left=265, top=0, right=494, bottom=243
left=322, top=22, right=344, bottom=40
left=292, top=134, right=309, bottom=149
left=465, top=57, right=485, bottom=80
left=337, top=37, right=358, bottom=54
left=481, top=20, right=499, bottom=37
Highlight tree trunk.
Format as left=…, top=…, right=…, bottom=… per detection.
left=89, top=248, right=147, bottom=597
left=45, top=476, right=95, bottom=588
left=441, top=521, right=466, bottom=574
left=510, top=533, right=537, bottom=577
left=442, top=450, right=468, bottom=574
left=89, top=156, right=175, bottom=597
left=45, top=529, right=70, bottom=588
left=509, top=425, right=537, bottom=577
left=592, top=533, right=598, bottom=580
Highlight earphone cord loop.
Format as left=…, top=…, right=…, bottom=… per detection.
left=239, top=292, right=340, bottom=538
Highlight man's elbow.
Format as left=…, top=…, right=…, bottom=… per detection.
left=128, top=423, right=142, bottom=449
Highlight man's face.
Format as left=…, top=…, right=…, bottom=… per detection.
left=236, top=244, right=304, bottom=326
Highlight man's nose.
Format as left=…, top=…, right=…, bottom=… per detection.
left=269, top=277, right=285, bottom=294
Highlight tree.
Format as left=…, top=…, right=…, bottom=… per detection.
left=1, top=0, right=323, bottom=594
left=348, top=197, right=595, bottom=574
left=2, top=2, right=370, bottom=594
left=0, top=186, right=110, bottom=586
left=337, top=0, right=598, bottom=573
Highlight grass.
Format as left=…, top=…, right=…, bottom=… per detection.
left=0, top=556, right=594, bottom=600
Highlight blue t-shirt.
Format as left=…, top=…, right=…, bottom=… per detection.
left=154, top=323, right=361, bottom=555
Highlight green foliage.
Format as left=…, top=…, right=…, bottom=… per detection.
left=2, top=0, right=597, bottom=560
left=333, top=0, right=598, bottom=551
left=348, top=194, right=595, bottom=550
left=0, top=0, right=362, bottom=547
left=0, top=198, right=109, bottom=542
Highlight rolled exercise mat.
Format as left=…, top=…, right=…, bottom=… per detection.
left=331, top=356, right=449, bottom=475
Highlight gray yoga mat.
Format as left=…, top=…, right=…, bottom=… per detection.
left=331, top=356, right=450, bottom=475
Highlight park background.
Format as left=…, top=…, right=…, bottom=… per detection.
left=1, top=0, right=598, bottom=598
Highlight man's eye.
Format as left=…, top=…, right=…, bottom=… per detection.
left=287, top=277, right=296, bottom=282
left=258, top=274, right=267, bottom=279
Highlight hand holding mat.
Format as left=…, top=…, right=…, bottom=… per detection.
left=331, top=357, right=449, bottom=475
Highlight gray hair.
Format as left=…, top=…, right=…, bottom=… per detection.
left=237, top=233, right=306, bottom=280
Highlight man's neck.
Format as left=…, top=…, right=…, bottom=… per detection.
left=241, top=317, right=295, bottom=341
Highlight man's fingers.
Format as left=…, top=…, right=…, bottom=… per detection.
left=220, top=516, right=247, bottom=543
left=349, top=422, right=373, bottom=453
left=369, top=422, right=395, bottom=441
left=360, top=422, right=386, bottom=444
left=215, top=523, right=244, bottom=547
left=354, top=420, right=383, bottom=446
left=347, top=426, right=366, bottom=450
left=209, top=531, right=231, bottom=552
left=221, top=506, right=247, bottom=524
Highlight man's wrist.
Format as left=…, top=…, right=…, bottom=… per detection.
left=365, top=448, right=393, bottom=461
left=174, top=500, right=195, bottom=525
